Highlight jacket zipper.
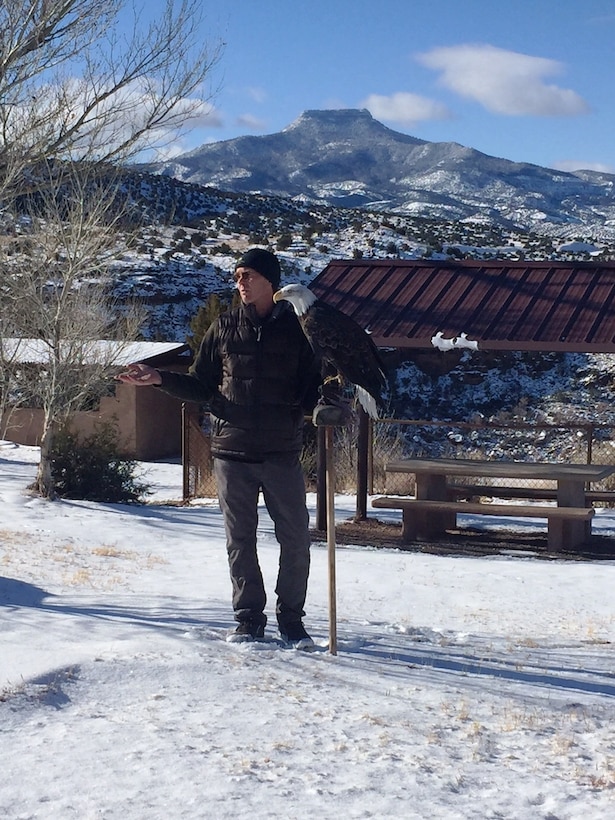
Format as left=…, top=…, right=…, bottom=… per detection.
left=254, top=323, right=263, bottom=455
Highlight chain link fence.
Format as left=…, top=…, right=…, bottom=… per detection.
left=181, top=407, right=615, bottom=503
left=180, top=405, right=318, bottom=500
left=182, top=404, right=216, bottom=500
left=377, top=419, right=615, bottom=499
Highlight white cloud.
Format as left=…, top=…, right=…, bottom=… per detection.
left=235, top=113, right=267, bottom=130
left=189, top=102, right=224, bottom=129
left=553, top=159, right=615, bottom=174
left=123, top=98, right=223, bottom=161
left=152, top=141, right=190, bottom=161
left=417, top=44, right=589, bottom=117
left=10, top=74, right=225, bottom=163
left=245, top=86, right=267, bottom=103
left=360, top=91, right=451, bottom=125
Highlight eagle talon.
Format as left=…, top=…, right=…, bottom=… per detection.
left=312, top=399, right=352, bottom=427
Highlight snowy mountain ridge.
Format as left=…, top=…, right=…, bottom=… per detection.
left=144, top=109, right=615, bottom=239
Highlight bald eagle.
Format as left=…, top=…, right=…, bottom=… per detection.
left=273, top=283, right=387, bottom=419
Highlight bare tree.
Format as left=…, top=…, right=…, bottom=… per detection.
left=0, top=329, right=24, bottom=442
left=0, top=1, right=222, bottom=496
left=2, top=165, right=146, bottom=495
left=0, top=1, right=221, bottom=176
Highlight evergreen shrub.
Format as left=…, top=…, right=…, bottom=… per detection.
left=50, top=423, right=151, bottom=503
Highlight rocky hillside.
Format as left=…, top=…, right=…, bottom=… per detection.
left=103, top=150, right=615, bottom=437
left=143, top=109, right=615, bottom=240
left=103, top=178, right=615, bottom=437
left=113, top=166, right=615, bottom=343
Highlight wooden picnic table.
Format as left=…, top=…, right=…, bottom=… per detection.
left=376, top=457, right=615, bottom=550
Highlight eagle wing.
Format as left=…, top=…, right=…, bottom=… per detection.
left=300, top=300, right=387, bottom=404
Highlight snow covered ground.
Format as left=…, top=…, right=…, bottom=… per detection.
left=1, top=441, right=615, bottom=819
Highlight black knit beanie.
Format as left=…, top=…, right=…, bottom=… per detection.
left=235, top=248, right=281, bottom=290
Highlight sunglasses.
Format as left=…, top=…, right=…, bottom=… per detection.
left=233, top=270, right=258, bottom=283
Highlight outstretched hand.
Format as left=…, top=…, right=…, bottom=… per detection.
left=115, top=362, right=162, bottom=386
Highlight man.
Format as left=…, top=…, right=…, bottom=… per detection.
left=118, top=248, right=321, bottom=648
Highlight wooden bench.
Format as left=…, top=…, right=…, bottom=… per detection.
left=372, top=495, right=595, bottom=550
left=446, top=484, right=615, bottom=504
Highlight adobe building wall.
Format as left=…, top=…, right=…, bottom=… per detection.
left=1, top=407, right=44, bottom=446
left=1, top=380, right=185, bottom=460
left=132, top=384, right=184, bottom=460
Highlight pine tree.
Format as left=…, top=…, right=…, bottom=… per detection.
left=186, top=292, right=235, bottom=353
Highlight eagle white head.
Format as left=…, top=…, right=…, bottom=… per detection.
left=273, top=284, right=317, bottom=317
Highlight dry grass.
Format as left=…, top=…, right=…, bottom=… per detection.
left=0, top=681, right=24, bottom=703
left=1, top=531, right=168, bottom=590
left=91, top=545, right=138, bottom=559
left=0, top=529, right=27, bottom=544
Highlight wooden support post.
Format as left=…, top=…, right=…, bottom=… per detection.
left=355, top=406, right=369, bottom=520
left=315, top=425, right=327, bottom=531
left=325, top=425, right=337, bottom=655
left=181, top=403, right=190, bottom=502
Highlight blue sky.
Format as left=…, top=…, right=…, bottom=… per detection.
left=149, top=0, right=615, bottom=172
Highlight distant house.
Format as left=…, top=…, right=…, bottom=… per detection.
left=1, top=340, right=193, bottom=460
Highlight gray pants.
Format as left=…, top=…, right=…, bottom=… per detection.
left=213, top=453, right=311, bottom=629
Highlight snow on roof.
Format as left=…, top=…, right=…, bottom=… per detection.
left=0, top=339, right=189, bottom=366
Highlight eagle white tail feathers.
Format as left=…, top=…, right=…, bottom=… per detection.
left=356, top=386, right=379, bottom=419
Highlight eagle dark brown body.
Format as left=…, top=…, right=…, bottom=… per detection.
left=274, top=284, right=387, bottom=418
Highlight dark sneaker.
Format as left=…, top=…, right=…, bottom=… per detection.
left=279, top=621, right=315, bottom=650
left=226, top=620, right=265, bottom=643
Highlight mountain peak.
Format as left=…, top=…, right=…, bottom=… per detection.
left=284, top=108, right=375, bottom=129
left=282, top=107, right=425, bottom=147
left=145, top=109, right=615, bottom=235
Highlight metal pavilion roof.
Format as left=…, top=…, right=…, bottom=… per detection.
left=309, top=259, right=615, bottom=353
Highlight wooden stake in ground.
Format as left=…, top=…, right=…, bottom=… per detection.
left=325, top=425, right=337, bottom=655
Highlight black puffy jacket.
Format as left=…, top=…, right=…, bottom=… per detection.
left=159, top=300, right=321, bottom=460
